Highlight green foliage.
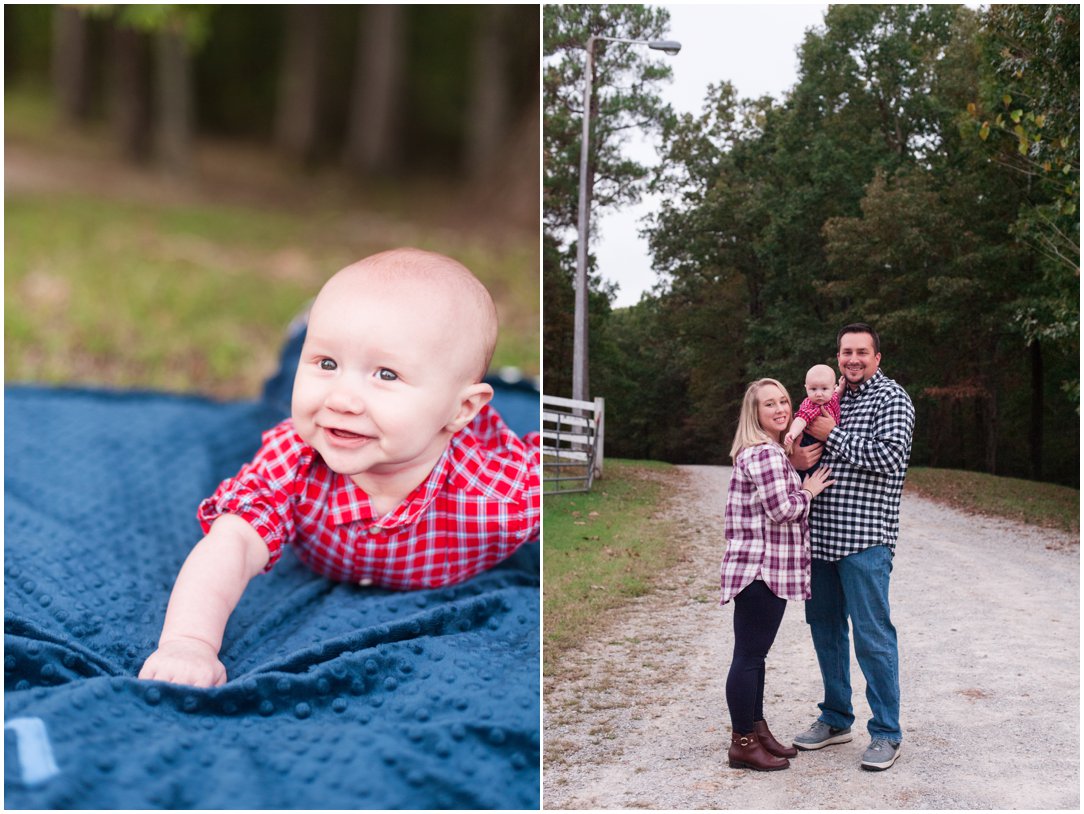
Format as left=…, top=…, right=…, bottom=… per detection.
left=543, top=4, right=676, bottom=234
left=966, top=5, right=1080, bottom=406
left=581, top=4, right=1079, bottom=485
left=79, top=4, right=216, bottom=48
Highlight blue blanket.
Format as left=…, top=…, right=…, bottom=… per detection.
left=4, top=345, right=540, bottom=809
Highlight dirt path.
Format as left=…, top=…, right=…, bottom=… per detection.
left=543, top=464, right=1079, bottom=810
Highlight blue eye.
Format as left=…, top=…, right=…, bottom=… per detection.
left=319, top=359, right=337, bottom=371
left=376, top=368, right=398, bottom=381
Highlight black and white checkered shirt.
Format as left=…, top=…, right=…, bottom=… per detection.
left=809, top=369, right=915, bottom=561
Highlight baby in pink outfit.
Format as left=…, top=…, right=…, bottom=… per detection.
left=784, top=364, right=845, bottom=455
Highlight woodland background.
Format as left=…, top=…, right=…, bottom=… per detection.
left=6, top=5, right=539, bottom=399
left=544, top=4, right=1079, bottom=487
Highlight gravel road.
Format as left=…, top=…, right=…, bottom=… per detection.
left=543, top=464, right=1079, bottom=810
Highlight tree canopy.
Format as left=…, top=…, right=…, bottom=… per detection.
left=547, top=4, right=1079, bottom=486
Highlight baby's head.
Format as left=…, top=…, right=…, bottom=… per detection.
left=804, top=364, right=837, bottom=405
left=291, top=248, right=497, bottom=480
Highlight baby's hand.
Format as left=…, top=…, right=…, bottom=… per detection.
left=139, top=637, right=227, bottom=688
left=783, top=436, right=795, bottom=455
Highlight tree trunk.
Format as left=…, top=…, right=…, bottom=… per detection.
left=344, top=4, right=405, bottom=176
left=108, top=23, right=153, bottom=164
left=52, top=7, right=93, bottom=124
left=1029, top=338, right=1043, bottom=480
left=155, top=28, right=192, bottom=174
left=274, top=5, right=326, bottom=167
left=465, top=6, right=510, bottom=180
left=984, top=389, right=998, bottom=475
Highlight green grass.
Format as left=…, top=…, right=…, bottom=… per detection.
left=905, top=467, right=1079, bottom=535
left=6, top=193, right=538, bottom=398
left=543, top=459, right=681, bottom=674
left=5, top=86, right=538, bottom=398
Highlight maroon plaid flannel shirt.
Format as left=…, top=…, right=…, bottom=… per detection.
left=720, top=442, right=811, bottom=604
left=198, top=405, right=540, bottom=590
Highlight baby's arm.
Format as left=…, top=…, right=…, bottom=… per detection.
left=139, top=514, right=269, bottom=688
left=784, top=415, right=808, bottom=452
left=835, top=376, right=846, bottom=398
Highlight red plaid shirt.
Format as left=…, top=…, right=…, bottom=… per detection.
left=720, top=443, right=811, bottom=604
left=794, top=391, right=841, bottom=426
left=198, top=405, right=540, bottom=590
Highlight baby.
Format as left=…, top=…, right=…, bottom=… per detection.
left=783, top=363, right=845, bottom=456
left=139, top=248, right=540, bottom=688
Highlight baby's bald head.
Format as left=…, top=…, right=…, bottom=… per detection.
left=806, top=364, right=837, bottom=389
left=314, top=248, right=498, bottom=383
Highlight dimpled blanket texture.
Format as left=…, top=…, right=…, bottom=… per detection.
left=4, top=372, right=540, bottom=809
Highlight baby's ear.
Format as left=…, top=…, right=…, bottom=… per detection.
left=445, top=382, right=494, bottom=433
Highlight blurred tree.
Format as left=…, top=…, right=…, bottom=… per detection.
left=80, top=4, right=215, bottom=173
left=52, top=6, right=93, bottom=123
left=466, top=4, right=511, bottom=182
left=275, top=5, right=328, bottom=167
left=8, top=5, right=538, bottom=222
left=344, top=4, right=405, bottom=175
left=108, top=23, right=153, bottom=163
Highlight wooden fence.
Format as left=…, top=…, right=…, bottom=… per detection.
left=541, top=395, right=604, bottom=494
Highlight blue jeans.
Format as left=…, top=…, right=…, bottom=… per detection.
left=805, top=545, right=901, bottom=742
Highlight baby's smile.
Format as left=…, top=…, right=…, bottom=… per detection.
left=323, top=426, right=374, bottom=446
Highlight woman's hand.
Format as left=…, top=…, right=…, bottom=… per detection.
left=801, top=465, right=836, bottom=499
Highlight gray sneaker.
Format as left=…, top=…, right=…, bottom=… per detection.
left=861, top=739, right=901, bottom=771
left=792, top=721, right=853, bottom=750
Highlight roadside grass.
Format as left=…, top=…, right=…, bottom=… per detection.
left=543, top=459, right=682, bottom=675
left=905, top=467, right=1079, bottom=536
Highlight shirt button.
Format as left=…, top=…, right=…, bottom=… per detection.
left=358, top=578, right=373, bottom=587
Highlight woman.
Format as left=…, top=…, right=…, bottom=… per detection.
left=721, top=378, right=834, bottom=771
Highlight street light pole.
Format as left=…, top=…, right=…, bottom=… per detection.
left=572, top=36, right=681, bottom=403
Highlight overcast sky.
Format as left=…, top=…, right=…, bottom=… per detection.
left=594, top=3, right=830, bottom=307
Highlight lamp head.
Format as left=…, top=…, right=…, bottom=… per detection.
left=648, top=39, right=682, bottom=56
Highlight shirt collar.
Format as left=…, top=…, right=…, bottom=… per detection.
left=326, top=427, right=498, bottom=530
left=844, top=368, right=883, bottom=400
left=328, top=476, right=378, bottom=527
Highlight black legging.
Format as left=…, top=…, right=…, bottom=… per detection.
left=725, top=579, right=787, bottom=733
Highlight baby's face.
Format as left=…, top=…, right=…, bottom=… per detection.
left=805, top=375, right=836, bottom=405
left=291, top=278, right=476, bottom=482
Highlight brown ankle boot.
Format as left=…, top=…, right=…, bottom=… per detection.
left=754, top=719, right=798, bottom=758
left=728, top=731, right=790, bottom=771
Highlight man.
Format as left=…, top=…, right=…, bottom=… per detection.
left=789, top=323, right=915, bottom=771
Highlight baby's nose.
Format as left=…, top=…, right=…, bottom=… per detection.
left=326, top=386, right=364, bottom=414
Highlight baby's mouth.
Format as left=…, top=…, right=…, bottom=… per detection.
left=329, top=428, right=363, bottom=439
left=323, top=426, right=373, bottom=446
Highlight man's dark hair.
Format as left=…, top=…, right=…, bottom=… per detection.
left=837, top=323, right=880, bottom=354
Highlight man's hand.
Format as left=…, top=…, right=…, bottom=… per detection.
left=806, top=408, right=837, bottom=442
left=139, top=636, right=227, bottom=688
left=788, top=441, right=823, bottom=471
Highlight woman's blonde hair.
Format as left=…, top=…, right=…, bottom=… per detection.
left=729, top=378, right=792, bottom=460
